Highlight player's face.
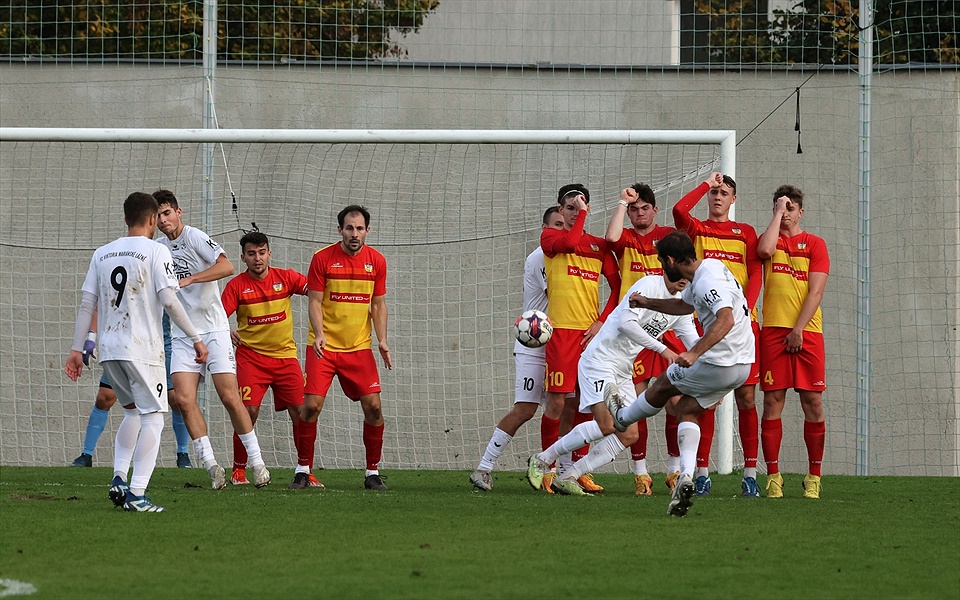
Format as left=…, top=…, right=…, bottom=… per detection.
left=241, top=244, right=271, bottom=279
left=339, top=212, right=369, bottom=255
left=628, top=201, right=657, bottom=230
left=706, top=183, right=736, bottom=220
left=156, top=204, right=183, bottom=238
left=664, top=275, right=689, bottom=294
left=543, top=212, right=565, bottom=231
left=778, top=200, right=803, bottom=231
left=558, top=197, right=582, bottom=229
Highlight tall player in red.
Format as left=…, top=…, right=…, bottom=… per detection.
left=673, top=171, right=763, bottom=497
left=605, top=183, right=684, bottom=495
left=302, top=205, right=393, bottom=491
left=541, top=184, right=621, bottom=493
left=221, top=231, right=321, bottom=489
left=757, top=185, right=829, bottom=499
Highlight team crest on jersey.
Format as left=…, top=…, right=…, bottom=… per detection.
left=364, top=263, right=373, bottom=272
left=732, top=228, right=742, bottom=234
left=273, top=283, right=283, bottom=292
left=590, top=244, right=599, bottom=252
left=798, top=243, right=807, bottom=249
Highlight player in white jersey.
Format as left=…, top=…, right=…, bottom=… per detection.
left=606, top=231, right=755, bottom=516
left=526, top=272, right=698, bottom=495
left=154, top=189, right=270, bottom=490
left=468, top=207, right=566, bottom=492
left=64, top=192, right=208, bottom=513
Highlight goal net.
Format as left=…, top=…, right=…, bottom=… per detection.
left=0, top=128, right=735, bottom=474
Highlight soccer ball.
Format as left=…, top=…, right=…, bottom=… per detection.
left=514, top=310, right=553, bottom=348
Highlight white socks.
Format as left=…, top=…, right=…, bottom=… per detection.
left=194, top=435, right=217, bottom=470
left=113, top=408, right=140, bottom=479
left=564, top=434, right=626, bottom=481
left=478, top=428, right=512, bottom=472
left=129, top=412, right=163, bottom=496
left=632, top=458, right=648, bottom=476
left=616, top=391, right=663, bottom=425
left=538, top=420, right=603, bottom=465
left=677, top=421, right=701, bottom=479
left=238, top=430, right=264, bottom=467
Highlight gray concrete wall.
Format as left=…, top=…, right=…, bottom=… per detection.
left=1, top=63, right=957, bottom=476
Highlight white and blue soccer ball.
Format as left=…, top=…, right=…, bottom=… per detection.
left=514, top=310, right=553, bottom=348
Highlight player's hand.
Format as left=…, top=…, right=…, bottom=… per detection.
left=620, top=187, right=638, bottom=205
left=661, top=348, right=678, bottom=364
left=581, top=320, right=603, bottom=348
left=783, top=329, right=803, bottom=353
left=378, top=341, right=393, bottom=370
left=313, top=335, right=326, bottom=360
left=574, top=194, right=589, bottom=213
left=628, top=292, right=648, bottom=309
left=674, top=350, right=698, bottom=368
left=64, top=351, right=84, bottom=381
left=178, top=276, right=193, bottom=289
left=229, top=330, right=243, bottom=348
left=775, top=196, right=792, bottom=213
left=193, top=340, right=209, bottom=364
left=706, top=171, right=723, bottom=189
left=81, top=336, right=97, bottom=366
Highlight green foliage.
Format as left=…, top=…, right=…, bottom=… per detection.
left=0, top=0, right=440, bottom=61
left=2, top=467, right=959, bottom=599
left=693, top=0, right=959, bottom=64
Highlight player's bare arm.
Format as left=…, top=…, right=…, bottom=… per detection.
left=371, top=294, right=393, bottom=370
left=179, top=253, right=235, bottom=288
left=784, top=270, right=828, bottom=353
left=229, top=329, right=244, bottom=348
left=604, top=187, right=638, bottom=243
left=308, top=289, right=326, bottom=359
left=758, top=196, right=792, bottom=259
left=679, top=306, right=735, bottom=367
left=629, top=293, right=694, bottom=315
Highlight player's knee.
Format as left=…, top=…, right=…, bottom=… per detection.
left=95, top=389, right=116, bottom=410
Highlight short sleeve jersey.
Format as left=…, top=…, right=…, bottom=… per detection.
left=761, top=231, right=830, bottom=332
left=222, top=267, right=308, bottom=359
left=609, top=225, right=676, bottom=301
left=582, top=275, right=698, bottom=376
left=156, top=225, right=230, bottom=337
left=514, top=246, right=548, bottom=356
left=681, top=258, right=755, bottom=366
left=82, top=236, right=179, bottom=366
left=307, top=242, right=387, bottom=353
left=541, top=228, right=611, bottom=331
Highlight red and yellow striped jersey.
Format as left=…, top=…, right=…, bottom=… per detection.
left=307, top=243, right=387, bottom=353
left=609, top=225, right=675, bottom=301
left=541, top=213, right=620, bottom=330
left=221, top=267, right=308, bottom=359
left=761, top=231, right=829, bottom=332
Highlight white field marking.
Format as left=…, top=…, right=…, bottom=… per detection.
left=0, top=579, right=37, bottom=597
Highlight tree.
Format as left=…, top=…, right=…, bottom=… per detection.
left=0, top=1, right=440, bottom=61
left=691, top=0, right=959, bottom=65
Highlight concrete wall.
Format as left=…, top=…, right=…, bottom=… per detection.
left=1, top=62, right=957, bottom=476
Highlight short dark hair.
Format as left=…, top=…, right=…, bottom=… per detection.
left=338, top=204, right=371, bottom=228
left=721, top=174, right=737, bottom=195
left=630, top=182, right=656, bottom=207
left=542, top=206, right=560, bottom=224
left=656, top=231, right=698, bottom=264
left=240, top=231, right=270, bottom=250
left=557, top=183, right=590, bottom=205
left=773, top=184, right=804, bottom=210
left=124, top=192, right=159, bottom=227
left=153, top=189, right=179, bottom=210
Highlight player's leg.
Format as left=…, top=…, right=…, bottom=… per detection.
left=631, top=366, right=654, bottom=495
left=664, top=398, right=681, bottom=491
left=123, top=361, right=168, bottom=512
left=796, top=330, right=826, bottom=499
left=736, top=320, right=762, bottom=496
left=668, top=395, right=703, bottom=517
left=759, top=326, right=793, bottom=498
left=230, top=404, right=259, bottom=485
left=72, top=376, right=118, bottom=467
left=694, top=405, right=715, bottom=495
left=337, top=349, right=388, bottom=491
left=163, top=313, right=191, bottom=468
left=358, top=391, right=388, bottom=491
left=212, top=370, right=269, bottom=487
left=170, top=368, right=225, bottom=489
left=231, top=347, right=269, bottom=485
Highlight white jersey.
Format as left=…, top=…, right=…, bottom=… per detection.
left=580, top=275, right=698, bottom=376
left=682, top=258, right=755, bottom=366
left=157, top=225, right=230, bottom=337
left=81, top=236, right=179, bottom=366
left=514, top=246, right=549, bottom=357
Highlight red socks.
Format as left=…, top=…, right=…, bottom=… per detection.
left=363, top=422, right=385, bottom=471
left=540, top=415, right=560, bottom=452
left=739, top=407, right=759, bottom=469
left=232, top=432, right=247, bottom=470
left=294, top=418, right=317, bottom=469
left=696, top=407, right=716, bottom=469
left=804, top=420, right=825, bottom=476
left=631, top=419, right=649, bottom=461
left=665, top=412, right=679, bottom=457
left=761, top=418, right=783, bottom=474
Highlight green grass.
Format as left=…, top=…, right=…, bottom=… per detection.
left=1, top=467, right=958, bottom=599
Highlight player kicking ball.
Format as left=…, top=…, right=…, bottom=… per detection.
left=604, top=231, right=755, bottom=516
left=64, top=192, right=208, bottom=512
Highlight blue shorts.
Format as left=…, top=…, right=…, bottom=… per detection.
left=99, top=313, right=174, bottom=390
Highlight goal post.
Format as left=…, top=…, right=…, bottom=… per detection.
left=0, top=128, right=738, bottom=474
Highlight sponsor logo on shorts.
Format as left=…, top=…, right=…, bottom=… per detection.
left=248, top=311, right=286, bottom=325
left=814, top=380, right=825, bottom=387
left=331, top=292, right=371, bottom=303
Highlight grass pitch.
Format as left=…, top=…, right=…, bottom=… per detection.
left=1, top=467, right=957, bottom=599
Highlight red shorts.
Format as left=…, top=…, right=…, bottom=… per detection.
left=236, top=346, right=305, bottom=410
left=759, top=327, right=826, bottom=392
left=544, top=328, right=586, bottom=393
left=304, top=348, right=382, bottom=400
left=632, top=330, right=686, bottom=384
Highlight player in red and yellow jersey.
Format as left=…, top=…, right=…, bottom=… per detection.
left=541, top=184, right=621, bottom=493
left=221, top=231, right=322, bottom=489
left=303, top=205, right=392, bottom=491
left=605, top=183, right=684, bottom=495
left=674, top=171, right=763, bottom=497
left=757, top=185, right=829, bottom=499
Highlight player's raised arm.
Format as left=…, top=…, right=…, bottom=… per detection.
left=605, top=187, right=638, bottom=243
left=672, top=172, right=720, bottom=232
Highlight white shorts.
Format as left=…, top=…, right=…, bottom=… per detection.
left=577, top=359, right=637, bottom=414
left=514, top=351, right=547, bottom=405
left=664, top=361, right=751, bottom=408
left=170, top=331, right=236, bottom=377
left=101, top=360, right=169, bottom=414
